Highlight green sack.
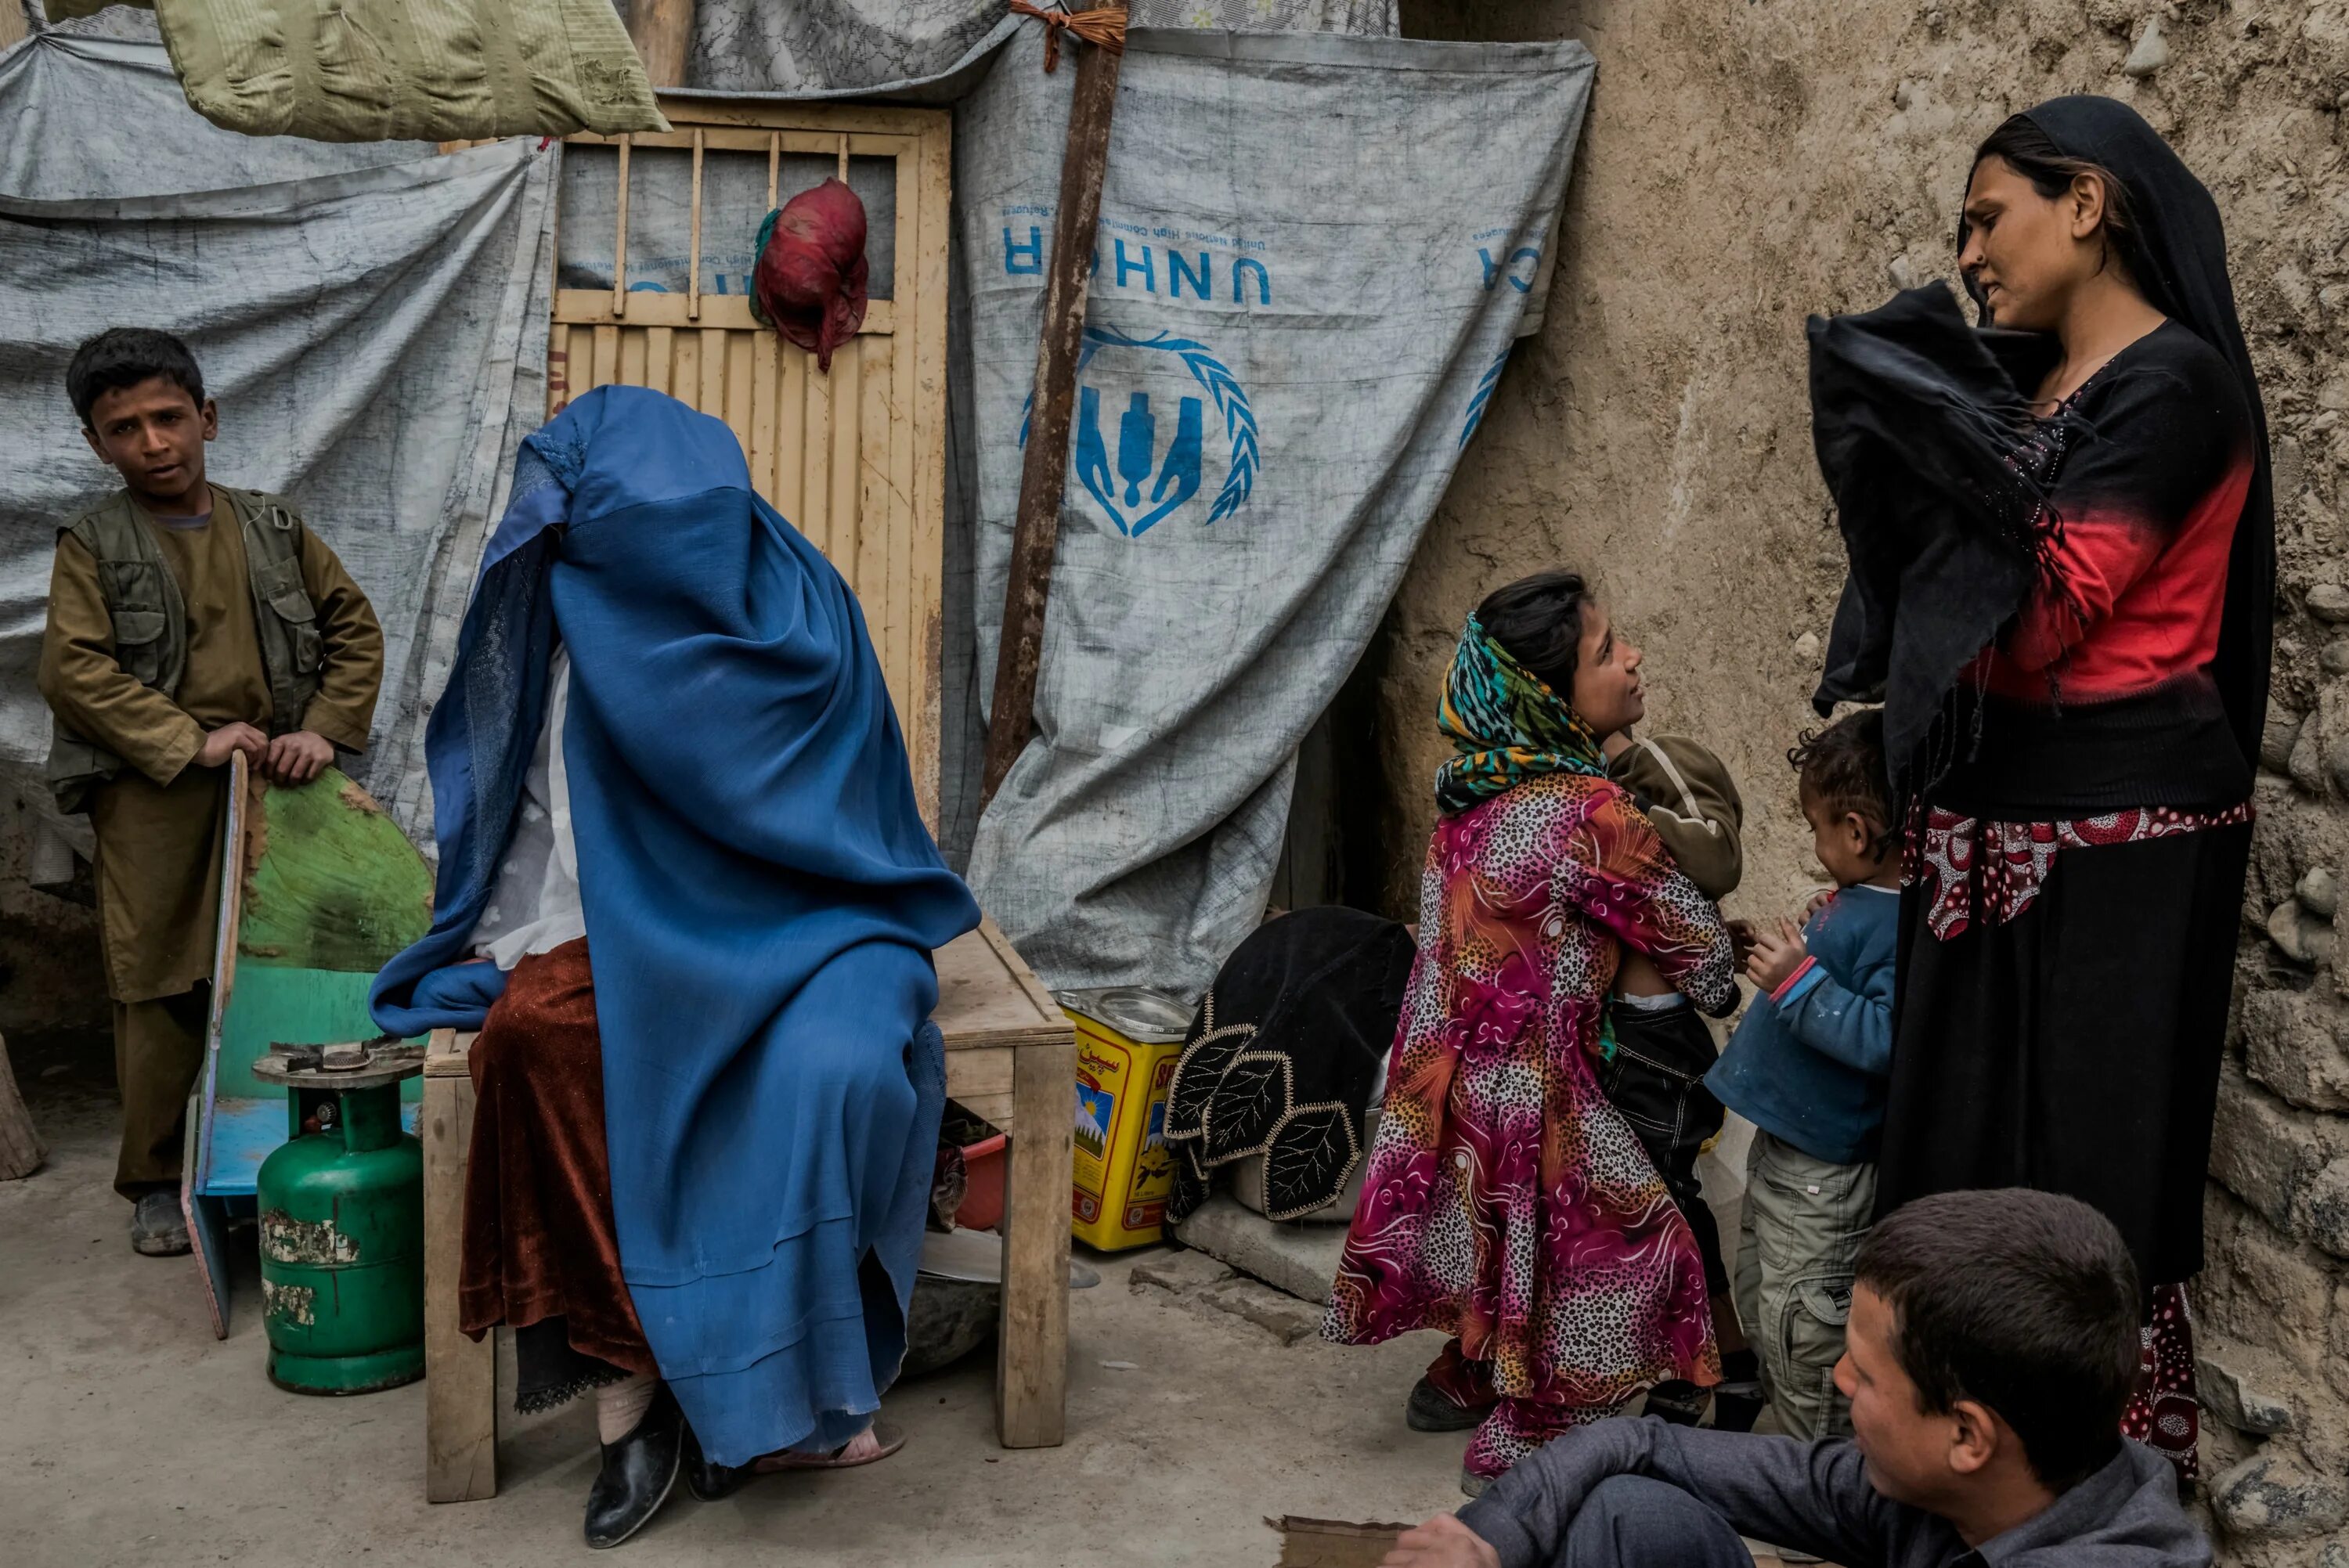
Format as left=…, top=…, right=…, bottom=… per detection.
left=45, top=0, right=668, bottom=142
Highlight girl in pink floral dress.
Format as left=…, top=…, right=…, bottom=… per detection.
left=1322, top=572, right=1737, bottom=1490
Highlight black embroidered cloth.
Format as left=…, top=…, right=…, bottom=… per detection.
left=1164, top=907, right=1415, bottom=1224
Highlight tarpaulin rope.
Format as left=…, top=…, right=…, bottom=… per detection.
left=1008, top=1, right=1128, bottom=72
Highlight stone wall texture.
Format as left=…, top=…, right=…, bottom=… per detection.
left=1389, top=1, right=2348, bottom=1558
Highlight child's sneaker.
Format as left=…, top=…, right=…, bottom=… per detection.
left=1643, top=1379, right=1711, bottom=1425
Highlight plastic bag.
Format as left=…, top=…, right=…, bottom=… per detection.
left=749, top=178, right=869, bottom=373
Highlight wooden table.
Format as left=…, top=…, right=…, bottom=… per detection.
left=420, top=920, right=1074, bottom=1501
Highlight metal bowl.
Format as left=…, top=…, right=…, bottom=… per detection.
left=902, top=1272, right=998, bottom=1378
left=900, top=1229, right=1100, bottom=1378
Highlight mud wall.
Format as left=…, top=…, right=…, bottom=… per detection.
left=1385, top=0, right=2349, bottom=1554
left=0, top=786, right=103, bottom=1041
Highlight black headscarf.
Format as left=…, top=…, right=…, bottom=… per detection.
left=1807, top=286, right=2061, bottom=792
left=1811, top=96, right=2274, bottom=794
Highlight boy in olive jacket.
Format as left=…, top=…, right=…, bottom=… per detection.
left=37, top=329, right=383, bottom=1256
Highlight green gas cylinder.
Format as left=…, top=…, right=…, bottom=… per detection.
left=252, top=1040, right=427, bottom=1395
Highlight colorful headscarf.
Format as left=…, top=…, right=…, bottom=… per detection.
left=1434, top=612, right=1607, bottom=813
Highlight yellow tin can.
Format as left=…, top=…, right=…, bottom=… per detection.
left=1060, top=986, right=1193, bottom=1250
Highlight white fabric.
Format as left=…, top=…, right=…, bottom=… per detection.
left=470, top=648, right=583, bottom=971
left=1615, top=990, right=1693, bottom=1014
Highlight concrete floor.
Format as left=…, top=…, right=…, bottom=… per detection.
left=3, top=1047, right=1792, bottom=1566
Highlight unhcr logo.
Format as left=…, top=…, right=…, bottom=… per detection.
left=1021, top=326, right=1259, bottom=538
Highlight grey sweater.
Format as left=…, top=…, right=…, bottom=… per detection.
left=1458, top=1418, right=2209, bottom=1568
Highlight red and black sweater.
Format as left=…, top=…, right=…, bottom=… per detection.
left=1932, top=322, right=2258, bottom=818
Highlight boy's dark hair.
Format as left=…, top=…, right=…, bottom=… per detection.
left=67, top=328, right=205, bottom=427
left=1789, top=707, right=1898, bottom=861
left=1857, top=1189, right=2142, bottom=1494
left=1477, top=571, right=1595, bottom=694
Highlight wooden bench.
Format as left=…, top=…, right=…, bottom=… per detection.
left=420, top=919, right=1074, bottom=1501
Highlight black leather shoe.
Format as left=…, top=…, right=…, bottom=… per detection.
left=682, top=1422, right=749, bottom=1503
left=584, top=1384, right=683, bottom=1548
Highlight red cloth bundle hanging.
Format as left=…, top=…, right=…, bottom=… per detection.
left=750, top=178, right=869, bottom=373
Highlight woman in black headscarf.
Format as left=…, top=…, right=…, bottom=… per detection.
left=1808, top=97, right=2272, bottom=1482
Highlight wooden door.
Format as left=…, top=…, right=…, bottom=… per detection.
left=547, top=102, right=952, bottom=821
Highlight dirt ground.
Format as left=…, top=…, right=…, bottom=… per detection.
left=0, top=1056, right=1578, bottom=1567
left=0, top=1048, right=1811, bottom=1566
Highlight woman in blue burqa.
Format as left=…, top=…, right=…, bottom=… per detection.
left=371, top=386, right=980, bottom=1548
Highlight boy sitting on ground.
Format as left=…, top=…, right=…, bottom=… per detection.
left=1709, top=707, right=1900, bottom=1439
left=38, top=328, right=382, bottom=1256
left=1380, top=1188, right=2208, bottom=1568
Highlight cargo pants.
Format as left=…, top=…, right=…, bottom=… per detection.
left=113, top=986, right=209, bottom=1198
left=1733, top=1129, right=1876, bottom=1440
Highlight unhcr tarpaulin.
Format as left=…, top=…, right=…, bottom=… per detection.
left=0, top=34, right=556, bottom=858
left=959, top=27, right=1595, bottom=994
left=0, top=18, right=1589, bottom=1011
left=682, top=0, right=1396, bottom=96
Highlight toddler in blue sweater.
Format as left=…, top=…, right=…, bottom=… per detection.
left=1708, top=708, right=1899, bottom=1442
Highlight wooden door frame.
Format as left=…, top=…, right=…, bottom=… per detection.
left=543, top=96, right=952, bottom=824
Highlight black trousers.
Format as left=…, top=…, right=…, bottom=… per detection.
left=1600, top=1001, right=1730, bottom=1296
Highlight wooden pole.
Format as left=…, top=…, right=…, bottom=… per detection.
left=626, top=0, right=695, bottom=91
left=0, top=1034, right=45, bottom=1181
left=616, top=0, right=684, bottom=325
left=980, top=34, right=1122, bottom=809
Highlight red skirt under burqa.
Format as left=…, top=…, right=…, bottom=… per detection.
left=460, top=938, right=657, bottom=1407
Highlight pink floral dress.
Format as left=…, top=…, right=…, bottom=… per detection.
left=1322, top=772, right=1737, bottom=1475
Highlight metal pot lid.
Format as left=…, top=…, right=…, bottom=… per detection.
left=1054, top=985, right=1194, bottom=1042
left=918, top=1227, right=1005, bottom=1284
left=252, top=1036, right=426, bottom=1090
left=917, top=1227, right=1102, bottom=1289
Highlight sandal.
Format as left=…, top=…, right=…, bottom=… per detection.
left=748, top=1420, right=906, bottom=1473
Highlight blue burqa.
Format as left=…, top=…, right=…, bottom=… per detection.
left=370, top=386, right=981, bottom=1465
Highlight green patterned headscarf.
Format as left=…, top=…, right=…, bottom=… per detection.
left=1434, top=611, right=1607, bottom=813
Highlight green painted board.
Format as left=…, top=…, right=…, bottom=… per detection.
left=213, top=967, right=410, bottom=1103
left=236, top=768, right=435, bottom=971
left=195, top=759, right=435, bottom=1200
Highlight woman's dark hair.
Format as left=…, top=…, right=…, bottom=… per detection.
left=1969, top=114, right=2153, bottom=305
left=1857, top=1189, right=2142, bottom=1494
left=1476, top=571, right=1595, bottom=694
left=1790, top=708, right=1899, bottom=862
left=67, top=327, right=205, bottom=427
